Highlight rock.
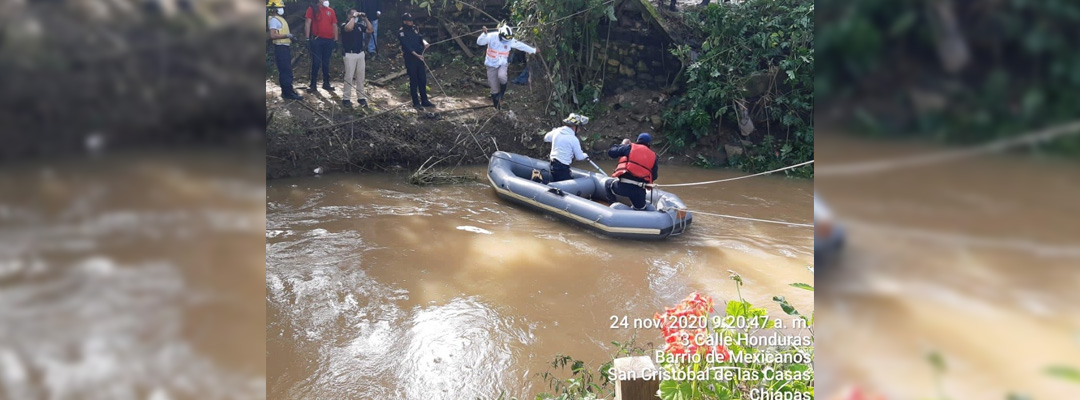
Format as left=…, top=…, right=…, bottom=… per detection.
left=85, top=132, right=106, bottom=154
left=607, top=59, right=620, bottom=67
left=724, top=145, right=744, bottom=158
left=736, top=101, right=755, bottom=136
left=591, top=141, right=607, bottom=153
left=907, top=88, right=947, bottom=114
left=650, top=115, right=662, bottom=127
left=740, top=140, right=753, bottom=147
left=928, top=0, right=970, bottom=73
left=743, top=67, right=778, bottom=98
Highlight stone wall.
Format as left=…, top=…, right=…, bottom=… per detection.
left=594, top=0, right=681, bottom=93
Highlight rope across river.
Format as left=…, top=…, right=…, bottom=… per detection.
left=426, top=0, right=618, bottom=48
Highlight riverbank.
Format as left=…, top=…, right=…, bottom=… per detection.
left=264, top=6, right=746, bottom=179
left=0, top=7, right=265, bottom=162
left=265, top=45, right=696, bottom=179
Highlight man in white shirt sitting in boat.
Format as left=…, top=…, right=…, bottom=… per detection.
left=544, top=113, right=591, bottom=182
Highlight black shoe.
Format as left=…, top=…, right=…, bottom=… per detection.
left=412, top=102, right=422, bottom=109
left=342, top=99, right=352, bottom=107
left=307, top=86, right=318, bottom=93
left=491, top=94, right=500, bottom=110
left=283, top=92, right=303, bottom=100
left=498, top=83, right=508, bottom=98
left=420, top=100, right=434, bottom=107
left=323, top=84, right=335, bottom=92
left=359, top=99, right=368, bottom=107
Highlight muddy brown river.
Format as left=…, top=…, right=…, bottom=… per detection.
left=816, top=133, right=1080, bottom=398
left=0, top=150, right=265, bottom=399
left=265, top=163, right=814, bottom=399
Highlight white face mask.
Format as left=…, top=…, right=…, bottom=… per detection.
left=322, top=1, right=329, bottom=7
left=276, top=8, right=284, bottom=15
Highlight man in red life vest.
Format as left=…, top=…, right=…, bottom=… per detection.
left=606, top=133, right=659, bottom=211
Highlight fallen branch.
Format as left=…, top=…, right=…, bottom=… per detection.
left=440, top=18, right=475, bottom=58
left=307, top=103, right=407, bottom=130
left=408, top=155, right=477, bottom=185
left=297, top=100, right=333, bottom=124
left=438, top=104, right=493, bottom=115
left=457, top=1, right=502, bottom=26
left=370, top=69, right=409, bottom=86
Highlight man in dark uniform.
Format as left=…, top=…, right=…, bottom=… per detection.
left=398, top=13, right=434, bottom=108
left=606, top=133, right=660, bottom=211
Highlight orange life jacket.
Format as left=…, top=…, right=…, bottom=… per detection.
left=613, top=143, right=657, bottom=183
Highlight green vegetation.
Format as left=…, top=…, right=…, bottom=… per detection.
left=509, top=0, right=616, bottom=117
left=663, top=0, right=814, bottom=177
left=816, top=0, right=1080, bottom=154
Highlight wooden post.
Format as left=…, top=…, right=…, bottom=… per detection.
left=439, top=18, right=475, bottom=58
left=613, top=356, right=660, bottom=400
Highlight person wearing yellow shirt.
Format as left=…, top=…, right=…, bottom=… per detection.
left=268, top=0, right=302, bottom=100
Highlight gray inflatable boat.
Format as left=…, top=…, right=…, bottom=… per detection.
left=487, top=152, right=692, bottom=240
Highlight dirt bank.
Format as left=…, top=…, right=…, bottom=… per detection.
left=0, top=8, right=266, bottom=162
left=264, top=35, right=725, bottom=179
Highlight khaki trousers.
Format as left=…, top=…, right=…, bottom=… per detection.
left=343, top=52, right=367, bottom=101
left=486, top=64, right=508, bottom=95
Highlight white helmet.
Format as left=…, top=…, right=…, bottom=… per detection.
left=498, top=25, right=514, bottom=41
left=562, top=113, right=589, bottom=126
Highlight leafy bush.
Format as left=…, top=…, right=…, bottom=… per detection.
left=509, top=0, right=617, bottom=116
left=663, top=0, right=814, bottom=177
left=816, top=0, right=1080, bottom=154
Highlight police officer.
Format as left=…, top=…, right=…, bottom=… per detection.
left=398, top=13, right=434, bottom=108
left=606, top=133, right=659, bottom=211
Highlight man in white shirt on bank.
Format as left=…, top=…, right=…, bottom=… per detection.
left=477, top=25, right=538, bottom=109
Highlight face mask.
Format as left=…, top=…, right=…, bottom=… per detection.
left=322, top=1, right=329, bottom=7
left=277, top=8, right=284, bottom=15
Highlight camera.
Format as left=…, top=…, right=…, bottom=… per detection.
left=356, top=11, right=366, bottom=18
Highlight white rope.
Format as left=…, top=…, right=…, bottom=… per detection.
left=657, top=160, right=815, bottom=187
left=687, top=209, right=814, bottom=228
left=845, top=220, right=1080, bottom=258
left=817, top=120, right=1080, bottom=177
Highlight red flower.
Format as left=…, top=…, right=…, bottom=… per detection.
left=710, top=345, right=731, bottom=362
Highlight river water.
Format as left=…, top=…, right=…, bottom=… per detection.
left=265, top=163, right=814, bottom=399
left=0, top=150, right=266, bottom=399
left=815, top=134, right=1080, bottom=398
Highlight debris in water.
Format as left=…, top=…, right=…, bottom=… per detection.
left=408, top=156, right=477, bottom=185
left=314, top=167, right=324, bottom=175
left=456, top=226, right=493, bottom=235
